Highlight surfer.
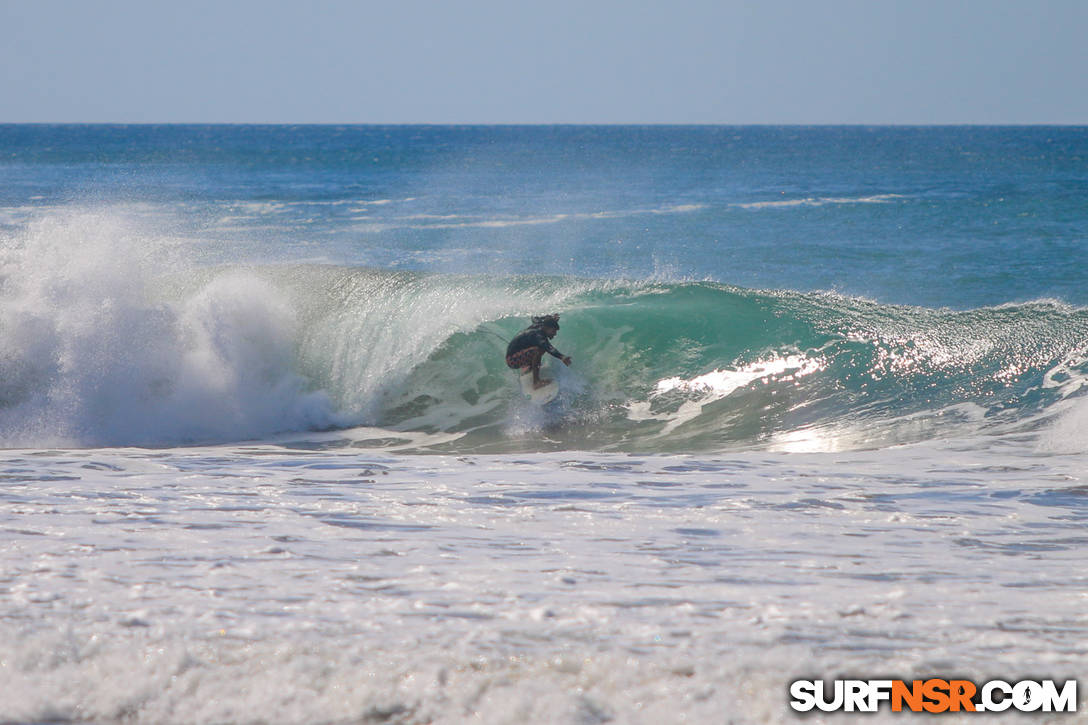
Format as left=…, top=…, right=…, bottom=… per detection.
left=505, top=314, right=572, bottom=388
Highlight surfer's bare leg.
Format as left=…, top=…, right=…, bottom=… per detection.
left=529, top=348, right=550, bottom=388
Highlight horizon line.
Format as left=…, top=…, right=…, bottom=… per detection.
left=2, top=121, right=1087, bottom=128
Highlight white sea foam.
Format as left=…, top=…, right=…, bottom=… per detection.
left=653, top=354, right=823, bottom=396
left=628, top=354, right=825, bottom=435
left=350, top=203, right=707, bottom=233
left=0, top=444, right=1083, bottom=723
left=734, top=193, right=905, bottom=210
left=1039, top=394, right=1088, bottom=453
left=0, top=209, right=336, bottom=446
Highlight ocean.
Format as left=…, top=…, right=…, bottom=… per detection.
left=1, top=125, right=1086, bottom=723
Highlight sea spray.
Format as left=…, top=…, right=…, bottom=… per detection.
left=0, top=210, right=335, bottom=446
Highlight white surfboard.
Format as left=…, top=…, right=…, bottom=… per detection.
left=519, top=369, right=559, bottom=404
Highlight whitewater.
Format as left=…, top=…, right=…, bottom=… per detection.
left=1, top=125, right=1087, bottom=723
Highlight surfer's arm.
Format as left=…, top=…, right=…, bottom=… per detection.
left=540, top=338, right=572, bottom=365
left=540, top=338, right=563, bottom=359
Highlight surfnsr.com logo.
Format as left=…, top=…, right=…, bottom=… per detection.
left=789, top=679, right=1077, bottom=713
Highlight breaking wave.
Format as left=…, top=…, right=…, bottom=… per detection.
left=2, top=209, right=1086, bottom=452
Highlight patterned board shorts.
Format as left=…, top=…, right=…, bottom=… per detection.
left=506, top=347, right=542, bottom=369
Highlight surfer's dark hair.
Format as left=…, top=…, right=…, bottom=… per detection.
left=531, top=314, right=560, bottom=330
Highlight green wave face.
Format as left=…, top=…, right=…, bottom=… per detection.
left=289, top=269, right=1088, bottom=453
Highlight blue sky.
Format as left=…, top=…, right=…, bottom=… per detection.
left=2, top=0, right=1086, bottom=124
